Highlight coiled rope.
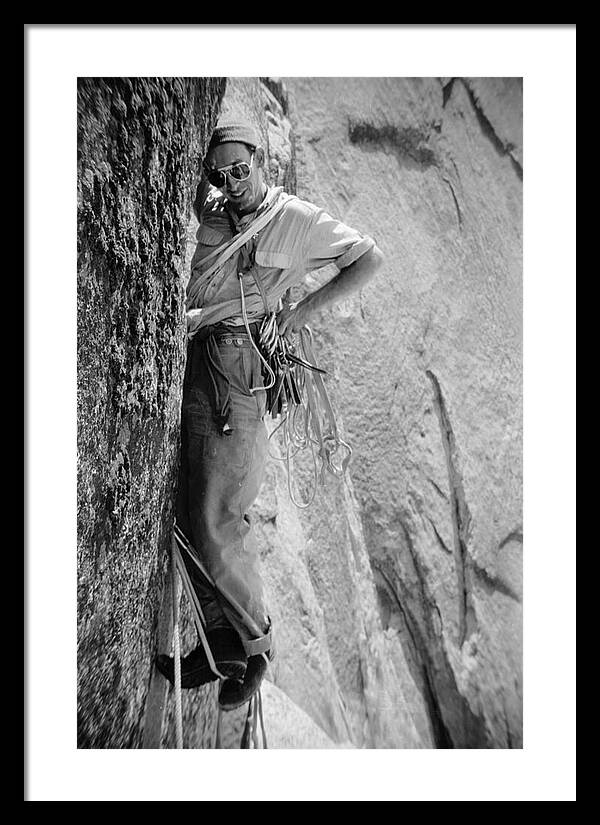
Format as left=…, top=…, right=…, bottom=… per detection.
left=266, top=325, right=353, bottom=508
left=237, top=271, right=352, bottom=507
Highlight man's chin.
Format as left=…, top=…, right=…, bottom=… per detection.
left=228, top=193, right=247, bottom=209
left=231, top=197, right=258, bottom=216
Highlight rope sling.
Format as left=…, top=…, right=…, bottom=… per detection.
left=168, top=523, right=270, bottom=749
left=165, top=192, right=352, bottom=749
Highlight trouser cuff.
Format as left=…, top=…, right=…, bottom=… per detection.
left=242, top=628, right=272, bottom=657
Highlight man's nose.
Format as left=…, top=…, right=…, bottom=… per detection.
left=225, top=174, right=242, bottom=191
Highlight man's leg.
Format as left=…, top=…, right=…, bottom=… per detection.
left=156, top=415, right=250, bottom=689
left=158, top=335, right=273, bottom=694
left=185, top=405, right=272, bottom=654
left=175, top=415, right=232, bottom=636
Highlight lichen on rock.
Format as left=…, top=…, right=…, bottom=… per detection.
left=77, top=77, right=225, bottom=748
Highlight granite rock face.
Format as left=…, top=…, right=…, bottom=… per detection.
left=77, top=77, right=225, bottom=748
left=281, top=77, right=523, bottom=748
left=77, top=76, right=522, bottom=750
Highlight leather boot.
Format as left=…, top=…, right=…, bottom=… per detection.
left=156, top=628, right=247, bottom=689
left=218, top=650, right=272, bottom=711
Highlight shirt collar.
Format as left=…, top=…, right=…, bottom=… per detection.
left=226, top=185, right=281, bottom=231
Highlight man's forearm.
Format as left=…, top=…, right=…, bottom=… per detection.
left=277, top=244, right=384, bottom=335
left=302, top=244, right=384, bottom=315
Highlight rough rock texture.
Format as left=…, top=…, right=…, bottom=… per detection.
left=246, top=680, right=354, bottom=748
left=77, top=77, right=225, bottom=748
left=282, top=77, right=523, bottom=748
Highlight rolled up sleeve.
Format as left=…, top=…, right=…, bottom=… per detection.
left=303, top=209, right=376, bottom=272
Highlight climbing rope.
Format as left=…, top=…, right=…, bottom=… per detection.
left=170, top=535, right=184, bottom=749
left=214, top=706, right=223, bottom=749
left=164, top=526, right=225, bottom=750
left=256, top=687, right=267, bottom=748
left=265, top=325, right=353, bottom=508
left=172, top=525, right=226, bottom=681
left=241, top=689, right=268, bottom=749
left=236, top=243, right=352, bottom=509
left=238, top=271, right=277, bottom=394
left=167, top=525, right=270, bottom=750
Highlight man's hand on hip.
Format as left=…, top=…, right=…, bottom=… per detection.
left=277, top=301, right=310, bottom=336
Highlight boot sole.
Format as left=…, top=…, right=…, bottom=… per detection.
left=156, top=658, right=246, bottom=689
left=182, top=661, right=246, bottom=688
left=218, top=694, right=257, bottom=712
left=218, top=677, right=264, bottom=711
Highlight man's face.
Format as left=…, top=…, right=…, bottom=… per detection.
left=205, top=141, right=265, bottom=216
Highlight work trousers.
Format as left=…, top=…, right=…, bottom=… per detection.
left=175, top=325, right=272, bottom=657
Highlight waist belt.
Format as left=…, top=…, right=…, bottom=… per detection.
left=190, top=322, right=260, bottom=436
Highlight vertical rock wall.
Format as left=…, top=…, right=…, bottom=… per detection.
left=77, top=77, right=225, bottom=748
left=283, top=77, right=523, bottom=748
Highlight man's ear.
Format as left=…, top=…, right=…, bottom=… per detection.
left=255, top=146, right=265, bottom=167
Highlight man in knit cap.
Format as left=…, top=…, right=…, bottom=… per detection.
left=157, top=117, right=384, bottom=711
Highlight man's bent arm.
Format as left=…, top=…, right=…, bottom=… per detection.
left=277, top=244, right=385, bottom=335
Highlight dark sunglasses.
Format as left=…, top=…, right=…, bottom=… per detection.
left=203, top=153, right=255, bottom=189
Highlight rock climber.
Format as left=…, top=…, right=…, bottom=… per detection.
left=156, top=118, right=384, bottom=711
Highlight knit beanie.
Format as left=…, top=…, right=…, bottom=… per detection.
left=208, top=121, right=260, bottom=152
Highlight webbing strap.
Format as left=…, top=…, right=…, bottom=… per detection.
left=174, top=522, right=267, bottom=641
left=170, top=536, right=184, bottom=749
left=240, top=690, right=268, bottom=749
left=214, top=707, right=223, bottom=749
left=170, top=524, right=271, bottom=750
left=241, top=701, right=253, bottom=749
left=257, top=689, right=268, bottom=748
left=248, top=265, right=271, bottom=317
left=243, top=631, right=272, bottom=657
left=173, top=523, right=215, bottom=587
left=238, top=272, right=277, bottom=393
left=187, top=191, right=291, bottom=310
left=252, top=699, right=260, bottom=748
left=171, top=529, right=225, bottom=680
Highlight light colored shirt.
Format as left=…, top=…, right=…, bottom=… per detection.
left=186, top=185, right=375, bottom=332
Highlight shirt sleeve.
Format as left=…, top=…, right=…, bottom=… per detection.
left=303, top=208, right=376, bottom=272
